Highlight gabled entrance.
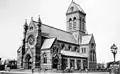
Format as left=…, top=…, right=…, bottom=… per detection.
left=25, top=54, right=32, bottom=69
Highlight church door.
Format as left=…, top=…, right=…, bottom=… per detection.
left=52, top=55, right=59, bottom=69
left=25, top=54, right=32, bottom=69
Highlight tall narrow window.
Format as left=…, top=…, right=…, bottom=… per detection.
left=43, top=53, right=47, bottom=63
left=74, top=46, right=77, bottom=51
left=69, top=18, right=72, bottom=30
left=68, top=45, right=71, bottom=51
left=73, top=17, right=76, bottom=30
left=71, top=7, right=74, bottom=12
left=82, top=18, right=85, bottom=32
left=79, top=17, right=81, bottom=31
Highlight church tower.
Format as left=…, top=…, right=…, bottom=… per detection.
left=66, top=1, right=86, bottom=43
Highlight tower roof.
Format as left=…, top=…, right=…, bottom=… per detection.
left=66, top=1, right=85, bottom=14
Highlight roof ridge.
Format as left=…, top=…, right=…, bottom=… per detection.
left=83, top=34, right=92, bottom=36
left=32, top=21, right=71, bottom=34
left=42, top=24, right=72, bottom=34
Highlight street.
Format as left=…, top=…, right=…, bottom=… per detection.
left=0, top=71, right=110, bottom=74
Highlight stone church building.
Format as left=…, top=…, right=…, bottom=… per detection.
left=17, top=1, right=97, bottom=70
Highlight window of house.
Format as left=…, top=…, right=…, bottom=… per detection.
left=43, top=53, right=47, bottom=63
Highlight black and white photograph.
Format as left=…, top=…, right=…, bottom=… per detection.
left=0, top=0, right=120, bottom=74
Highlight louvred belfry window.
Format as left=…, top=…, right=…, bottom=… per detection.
left=69, top=18, right=72, bottom=30
left=73, top=17, right=76, bottom=30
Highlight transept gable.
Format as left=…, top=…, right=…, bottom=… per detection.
left=41, top=37, right=56, bottom=50
left=81, top=34, right=92, bottom=45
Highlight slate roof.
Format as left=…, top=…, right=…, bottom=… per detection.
left=41, top=24, right=77, bottom=44
left=72, top=1, right=84, bottom=13
left=81, top=34, right=92, bottom=44
left=33, top=21, right=92, bottom=45
left=61, top=50, right=88, bottom=58
left=66, top=1, right=85, bottom=14
left=41, top=38, right=56, bottom=49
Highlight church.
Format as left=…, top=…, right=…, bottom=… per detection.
left=17, top=1, right=97, bottom=71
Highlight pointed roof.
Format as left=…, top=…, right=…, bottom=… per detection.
left=24, top=19, right=28, bottom=29
left=66, top=1, right=85, bottom=14
left=41, top=38, right=56, bottom=49
left=38, top=15, right=42, bottom=24
left=24, top=19, right=28, bottom=26
left=81, top=34, right=93, bottom=44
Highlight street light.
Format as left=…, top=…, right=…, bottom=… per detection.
left=111, top=44, right=118, bottom=63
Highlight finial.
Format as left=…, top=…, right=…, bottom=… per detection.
left=38, top=15, right=42, bottom=24
left=31, top=17, right=33, bottom=21
left=25, top=19, right=27, bottom=23
left=24, top=19, right=28, bottom=26
left=24, top=19, right=28, bottom=30
left=72, top=0, right=73, bottom=2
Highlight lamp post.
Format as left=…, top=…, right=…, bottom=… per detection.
left=111, top=44, right=118, bottom=63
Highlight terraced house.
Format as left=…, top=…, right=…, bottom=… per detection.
left=17, top=1, right=97, bottom=71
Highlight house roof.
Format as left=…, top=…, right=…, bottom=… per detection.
left=41, top=38, right=56, bottom=49
left=81, top=34, right=92, bottom=44
left=61, top=50, right=88, bottom=58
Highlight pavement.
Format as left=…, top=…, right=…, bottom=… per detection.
left=0, top=69, right=110, bottom=74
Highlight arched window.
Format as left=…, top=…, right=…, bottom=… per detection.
left=74, top=46, right=77, bottom=52
left=69, top=18, right=72, bottom=30
left=90, top=50, right=92, bottom=61
left=43, top=52, right=47, bottom=63
left=68, top=45, right=71, bottom=51
left=69, top=18, right=72, bottom=22
left=91, top=43, right=95, bottom=48
left=73, top=17, right=76, bottom=20
left=73, top=17, right=76, bottom=30
left=61, top=43, right=65, bottom=50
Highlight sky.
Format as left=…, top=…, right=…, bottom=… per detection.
left=0, top=0, right=120, bottom=63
